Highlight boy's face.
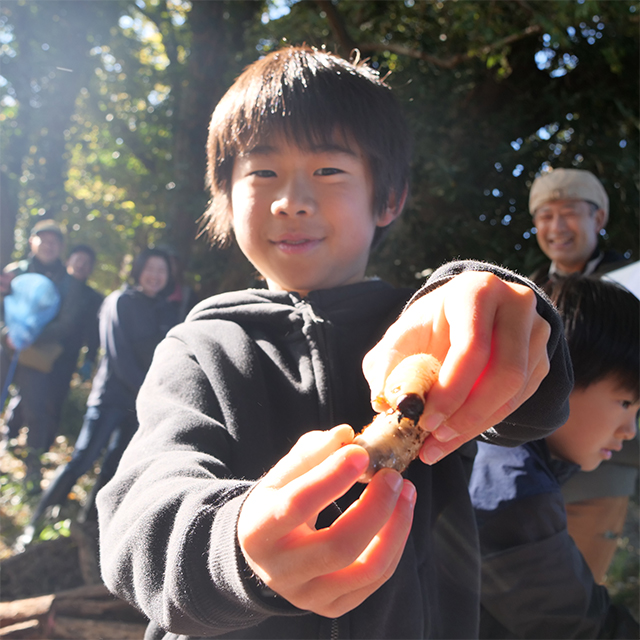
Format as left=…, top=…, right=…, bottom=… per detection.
left=230, top=134, right=400, bottom=297
left=546, top=376, right=639, bottom=471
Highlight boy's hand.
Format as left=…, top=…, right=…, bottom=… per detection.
left=237, top=425, right=416, bottom=618
left=363, top=271, right=551, bottom=464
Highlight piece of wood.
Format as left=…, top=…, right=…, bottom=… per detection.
left=0, top=619, right=42, bottom=639
left=54, top=597, right=130, bottom=617
left=0, top=594, right=54, bottom=628
left=49, top=583, right=111, bottom=601
left=52, top=616, right=147, bottom=640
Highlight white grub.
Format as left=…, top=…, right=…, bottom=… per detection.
left=354, top=354, right=441, bottom=482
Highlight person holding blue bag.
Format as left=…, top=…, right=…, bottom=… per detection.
left=1, top=220, right=86, bottom=491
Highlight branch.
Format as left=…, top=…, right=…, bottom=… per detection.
left=360, top=24, right=542, bottom=69
left=110, top=120, right=157, bottom=175
left=315, top=0, right=356, bottom=54
left=317, top=0, right=542, bottom=71
left=133, top=1, right=180, bottom=68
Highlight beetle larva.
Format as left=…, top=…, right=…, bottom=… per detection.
left=354, top=353, right=441, bottom=482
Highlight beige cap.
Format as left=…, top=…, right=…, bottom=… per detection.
left=529, top=168, right=609, bottom=224
left=30, top=219, right=65, bottom=240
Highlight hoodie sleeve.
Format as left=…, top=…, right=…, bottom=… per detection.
left=97, top=326, right=306, bottom=637
left=409, top=260, right=573, bottom=446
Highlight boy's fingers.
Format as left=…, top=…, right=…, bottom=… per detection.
left=250, top=444, right=369, bottom=541
left=268, top=468, right=407, bottom=583
left=421, top=279, right=546, bottom=439
left=362, top=304, right=438, bottom=411
left=265, top=424, right=355, bottom=489
left=284, top=479, right=416, bottom=617
left=308, top=469, right=407, bottom=571
left=417, top=286, right=551, bottom=463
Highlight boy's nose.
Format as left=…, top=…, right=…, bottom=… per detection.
left=271, top=178, right=315, bottom=216
left=619, top=413, right=638, bottom=440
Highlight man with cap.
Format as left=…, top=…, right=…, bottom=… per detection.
left=528, top=168, right=638, bottom=584
left=529, top=168, right=628, bottom=287
left=1, top=219, right=85, bottom=492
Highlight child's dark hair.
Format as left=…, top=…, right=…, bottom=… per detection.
left=68, top=244, right=96, bottom=264
left=549, top=276, right=639, bottom=398
left=203, top=45, right=412, bottom=246
left=129, top=247, right=174, bottom=297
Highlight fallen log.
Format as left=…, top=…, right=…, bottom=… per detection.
left=0, top=584, right=147, bottom=640
left=0, top=594, right=54, bottom=629
left=0, top=620, right=41, bottom=639
left=52, top=616, right=147, bottom=640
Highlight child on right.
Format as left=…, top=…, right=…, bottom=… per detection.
left=470, top=276, right=639, bottom=639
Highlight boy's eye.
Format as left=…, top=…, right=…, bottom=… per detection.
left=251, top=170, right=276, bottom=178
left=315, top=167, right=343, bottom=176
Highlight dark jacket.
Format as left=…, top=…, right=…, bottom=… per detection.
left=97, top=261, right=572, bottom=640
left=57, top=280, right=103, bottom=370
left=469, top=439, right=639, bottom=639
left=530, top=248, right=629, bottom=292
left=87, top=285, right=177, bottom=410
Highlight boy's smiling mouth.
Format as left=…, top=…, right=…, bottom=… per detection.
left=271, top=234, right=323, bottom=253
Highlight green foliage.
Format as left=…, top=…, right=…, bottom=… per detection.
left=38, top=518, right=71, bottom=541
left=258, top=0, right=638, bottom=285
left=1, top=0, right=637, bottom=292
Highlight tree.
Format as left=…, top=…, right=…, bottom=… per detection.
left=1, top=0, right=637, bottom=294
left=262, top=0, right=639, bottom=285
left=0, top=1, right=123, bottom=274
left=1, top=0, right=262, bottom=293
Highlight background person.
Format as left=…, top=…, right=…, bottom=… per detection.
left=20, top=248, right=177, bottom=543
left=529, top=167, right=639, bottom=583
left=161, top=246, right=198, bottom=323
left=46, top=244, right=104, bottom=442
left=529, top=168, right=629, bottom=286
left=470, top=276, right=639, bottom=639
left=0, top=220, right=85, bottom=490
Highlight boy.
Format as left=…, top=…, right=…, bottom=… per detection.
left=97, top=46, right=572, bottom=639
left=470, top=276, right=639, bottom=638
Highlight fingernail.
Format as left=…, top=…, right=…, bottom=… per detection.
left=422, top=443, right=444, bottom=465
left=433, top=424, right=458, bottom=443
left=402, top=481, right=417, bottom=505
left=423, top=412, right=445, bottom=433
left=385, top=472, right=403, bottom=493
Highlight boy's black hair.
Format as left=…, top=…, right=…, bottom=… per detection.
left=549, top=276, right=639, bottom=398
left=129, top=247, right=174, bottom=297
left=203, top=45, right=412, bottom=246
left=68, top=244, right=96, bottom=264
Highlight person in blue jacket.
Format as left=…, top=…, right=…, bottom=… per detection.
left=470, top=275, right=639, bottom=638
left=20, top=247, right=177, bottom=543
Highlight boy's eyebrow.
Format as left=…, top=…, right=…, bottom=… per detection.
left=241, top=142, right=358, bottom=157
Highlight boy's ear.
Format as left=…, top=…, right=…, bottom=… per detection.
left=376, top=186, right=408, bottom=228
